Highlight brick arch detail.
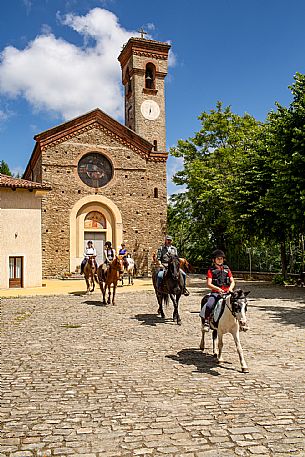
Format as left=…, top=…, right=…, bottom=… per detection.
left=69, top=195, right=123, bottom=272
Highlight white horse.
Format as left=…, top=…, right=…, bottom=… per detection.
left=121, top=255, right=137, bottom=285
left=200, top=289, right=250, bottom=373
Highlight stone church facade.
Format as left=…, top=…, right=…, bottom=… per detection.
left=23, top=37, right=170, bottom=277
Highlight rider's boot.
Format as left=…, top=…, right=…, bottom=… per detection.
left=183, top=287, right=190, bottom=296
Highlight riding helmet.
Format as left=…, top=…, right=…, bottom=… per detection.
left=212, top=249, right=225, bottom=259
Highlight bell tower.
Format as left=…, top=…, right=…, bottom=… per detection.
left=118, top=36, right=171, bottom=153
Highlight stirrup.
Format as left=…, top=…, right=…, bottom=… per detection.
left=183, top=288, right=190, bottom=296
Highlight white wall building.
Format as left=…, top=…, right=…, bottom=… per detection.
left=0, top=174, right=50, bottom=289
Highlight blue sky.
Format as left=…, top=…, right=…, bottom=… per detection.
left=1, top=0, right=305, bottom=194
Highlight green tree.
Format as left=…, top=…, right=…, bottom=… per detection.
left=0, top=160, right=12, bottom=176
left=170, top=102, right=261, bottom=267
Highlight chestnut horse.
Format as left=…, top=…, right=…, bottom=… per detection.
left=179, top=257, right=194, bottom=274
left=97, top=257, right=124, bottom=305
left=84, top=256, right=98, bottom=294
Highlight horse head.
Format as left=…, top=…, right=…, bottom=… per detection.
left=230, top=289, right=250, bottom=331
left=167, top=254, right=180, bottom=282
left=113, top=256, right=124, bottom=275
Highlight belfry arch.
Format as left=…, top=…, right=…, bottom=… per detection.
left=70, top=195, right=123, bottom=272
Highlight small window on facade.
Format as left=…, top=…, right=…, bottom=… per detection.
left=154, top=187, right=158, bottom=198
left=153, top=140, right=158, bottom=151
left=145, top=63, right=155, bottom=89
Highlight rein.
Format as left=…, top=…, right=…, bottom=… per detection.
left=224, top=293, right=237, bottom=318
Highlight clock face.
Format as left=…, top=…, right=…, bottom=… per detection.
left=78, top=153, right=113, bottom=188
left=141, top=100, right=160, bottom=120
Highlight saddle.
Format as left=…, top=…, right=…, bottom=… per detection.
left=157, top=267, right=184, bottom=294
left=201, top=294, right=225, bottom=327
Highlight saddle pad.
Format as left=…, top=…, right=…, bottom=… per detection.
left=213, top=298, right=224, bottom=323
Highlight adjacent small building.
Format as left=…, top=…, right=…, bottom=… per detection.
left=0, top=174, right=50, bottom=288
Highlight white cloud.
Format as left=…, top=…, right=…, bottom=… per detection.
left=0, top=8, right=138, bottom=121
left=0, top=8, right=177, bottom=123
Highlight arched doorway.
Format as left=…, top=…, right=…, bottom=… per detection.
left=84, top=211, right=107, bottom=266
left=69, top=196, right=123, bottom=272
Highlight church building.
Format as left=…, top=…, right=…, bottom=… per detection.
left=23, top=37, right=171, bottom=277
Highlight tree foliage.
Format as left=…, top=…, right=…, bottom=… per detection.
left=0, top=160, right=12, bottom=176
left=168, top=75, right=305, bottom=276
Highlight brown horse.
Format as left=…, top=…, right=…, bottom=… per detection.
left=179, top=257, right=194, bottom=273
left=84, top=256, right=98, bottom=294
left=97, top=256, right=124, bottom=305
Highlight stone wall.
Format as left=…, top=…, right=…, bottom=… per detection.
left=41, top=126, right=167, bottom=277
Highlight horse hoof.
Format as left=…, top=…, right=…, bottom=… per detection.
left=177, top=320, right=182, bottom=326
left=242, top=367, right=249, bottom=373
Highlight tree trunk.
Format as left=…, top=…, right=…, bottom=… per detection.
left=280, top=240, right=287, bottom=279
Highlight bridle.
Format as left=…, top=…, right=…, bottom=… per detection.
left=224, top=293, right=248, bottom=318
left=167, top=255, right=180, bottom=281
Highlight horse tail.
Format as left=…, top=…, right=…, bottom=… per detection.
left=134, top=263, right=137, bottom=276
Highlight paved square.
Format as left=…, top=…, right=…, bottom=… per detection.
left=1, top=278, right=305, bottom=456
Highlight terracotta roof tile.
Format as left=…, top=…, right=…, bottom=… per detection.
left=0, top=174, right=51, bottom=190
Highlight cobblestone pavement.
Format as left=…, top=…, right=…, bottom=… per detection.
left=1, top=277, right=305, bottom=457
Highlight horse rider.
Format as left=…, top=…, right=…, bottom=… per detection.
left=80, top=240, right=98, bottom=274
left=119, top=242, right=128, bottom=258
left=200, top=249, right=235, bottom=332
left=101, top=241, right=116, bottom=272
left=156, top=235, right=190, bottom=296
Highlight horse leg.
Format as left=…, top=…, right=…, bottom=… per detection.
left=131, top=272, right=134, bottom=285
left=217, top=331, right=224, bottom=363
left=99, top=280, right=107, bottom=305
left=232, top=330, right=249, bottom=373
left=157, top=293, right=165, bottom=318
left=112, top=284, right=117, bottom=305
left=107, top=285, right=111, bottom=305
left=212, top=330, right=218, bottom=358
left=200, top=318, right=205, bottom=350
left=85, top=277, right=90, bottom=294
left=90, top=274, right=95, bottom=293
left=171, top=294, right=181, bottom=325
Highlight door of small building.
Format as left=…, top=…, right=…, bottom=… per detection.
left=9, top=256, right=23, bottom=288
left=84, top=232, right=106, bottom=266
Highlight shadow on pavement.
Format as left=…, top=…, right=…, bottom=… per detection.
left=69, top=291, right=88, bottom=296
left=251, top=303, right=305, bottom=328
left=166, top=348, right=229, bottom=376
left=166, top=348, right=243, bottom=375
left=82, top=300, right=106, bottom=307
left=132, top=313, right=175, bottom=327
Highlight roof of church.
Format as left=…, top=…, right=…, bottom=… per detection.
left=24, top=107, right=167, bottom=178
left=34, top=107, right=153, bottom=150
left=0, top=174, right=51, bottom=190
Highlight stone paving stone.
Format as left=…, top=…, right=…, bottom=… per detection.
left=1, top=279, right=305, bottom=456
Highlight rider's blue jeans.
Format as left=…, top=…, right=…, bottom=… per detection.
left=200, top=293, right=220, bottom=319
